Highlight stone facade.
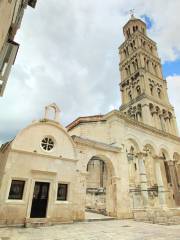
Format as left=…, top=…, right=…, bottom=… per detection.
left=0, top=16, right=180, bottom=227
left=0, top=0, right=37, bottom=96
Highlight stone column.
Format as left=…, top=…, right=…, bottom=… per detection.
left=137, top=153, right=148, bottom=207
left=155, top=160, right=166, bottom=207
left=159, top=114, right=166, bottom=131
left=172, top=116, right=179, bottom=136
left=157, top=64, right=163, bottom=78
left=141, top=103, right=152, bottom=126
left=154, top=113, right=159, bottom=129
left=167, top=161, right=180, bottom=206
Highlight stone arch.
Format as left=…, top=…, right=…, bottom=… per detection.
left=125, top=135, right=141, bottom=153
left=142, top=140, right=158, bottom=156
left=85, top=154, right=117, bottom=217
left=159, top=146, right=172, bottom=186
left=159, top=146, right=171, bottom=160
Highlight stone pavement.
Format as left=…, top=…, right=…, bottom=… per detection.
left=0, top=220, right=180, bottom=240
left=85, top=211, right=115, bottom=221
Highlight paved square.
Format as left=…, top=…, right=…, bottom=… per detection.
left=0, top=220, right=180, bottom=240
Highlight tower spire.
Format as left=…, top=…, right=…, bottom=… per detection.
left=118, top=17, right=179, bottom=136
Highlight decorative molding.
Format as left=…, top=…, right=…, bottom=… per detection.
left=72, top=136, right=122, bottom=153
left=31, top=169, right=57, bottom=175
left=11, top=149, right=78, bottom=162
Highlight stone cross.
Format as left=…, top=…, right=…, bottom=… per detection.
left=129, top=9, right=135, bottom=18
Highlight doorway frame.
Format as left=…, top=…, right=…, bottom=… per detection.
left=26, top=177, right=54, bottom=219
left=30, top=181, right=50, bottom=218
left=85, top=155, right=117, bottom=217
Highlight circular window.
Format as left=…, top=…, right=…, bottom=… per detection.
left=41, top=137, right=54, bottom=151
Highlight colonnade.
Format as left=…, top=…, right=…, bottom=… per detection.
left=128, top=149, right=180, bottom=209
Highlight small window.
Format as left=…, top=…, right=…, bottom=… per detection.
left=164, top=161, right=172, bottom=184
left=41, top=137, right=54, bottom=151
left=57, top=184, right=68, bottom=201
left=157, top=88, right=161, bottom=98
left=136, top=86, right=141, bottom=95
left=134, top=163, right=137, bottom=171
left=149, top=84, right=153, bottom=95
left=128, top=91, right=132, bottom=101
left=8, top=180, right=25, bottom=200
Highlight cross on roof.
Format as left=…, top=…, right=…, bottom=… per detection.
left=129, top=9, right=135, bottom=18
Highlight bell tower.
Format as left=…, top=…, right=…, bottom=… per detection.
left=119, top=14, right=179, bottom=136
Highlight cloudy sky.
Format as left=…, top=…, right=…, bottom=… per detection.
left=0, top=0, right=180, bottom=144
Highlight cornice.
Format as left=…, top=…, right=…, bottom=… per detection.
left=120, top=94, right=173, bottom=111
left=11, top=149, right=78, bottom=162
left=119, top=31, right=156, bottom=49
left=104, top=110, right=180, bottom=143
left=123, top=18, right=146, bottom=30
left=119, top=93, right=146, bottom=110
left=66, top=115, right=105, bottom=131
left=72, top=136, right=122, bottom=153
left=120, top=67, right=166, bottom=86
left=67, top=110, right=180, bottom=143
left=120, top=47, right=160, bottom=67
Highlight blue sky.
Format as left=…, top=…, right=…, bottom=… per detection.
left=141, top=15, right=153, bottom=29
left=142, top=15, right=180, bottom=78
left=163, top=60, right=180, bottom=78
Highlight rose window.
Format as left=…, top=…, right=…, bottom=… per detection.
left=41, top=137, right=54, bottom=151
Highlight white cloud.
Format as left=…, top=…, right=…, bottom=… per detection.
left=0, top=0, right=180, bottom=143
left=167, top=75, right=180, bottom=130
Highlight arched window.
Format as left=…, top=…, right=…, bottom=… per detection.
left=154, top=65, right=157, bottom=74
left=135, top=59, right=138, bottom=69
left=163, top=153, right=172, bottom=184
left=146, top=60, right=149, bottom=70
left=128, top=91, right=132, bottom=101
left=157, top=88, right=161, bottom=98
left=130, top=43, right=133, bottom=50
left=133, top=26, right=136, bottom=32
left=136, top=85, right=141, bottom=95
left=132, top=62, right=135, bottom=71
left=127, top=28, right=131, bottom=38
left=127, top=146, right=134, bottom=161
left=149, top=103, right=154, bottom=116
left=156, top=106, right=160, bottom=114
left=168, top=112, right=173, bottom=124
left=126, top=47, right=129, bottom=55
left=125, top=68, right=128, bottom=76
left=149, top=84, right=153, bottom=95
left=128, top=65, right=131, bottom=75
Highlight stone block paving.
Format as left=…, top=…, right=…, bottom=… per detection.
left=0, top=220, right=180, bottom=240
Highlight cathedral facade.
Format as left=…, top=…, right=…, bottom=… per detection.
left=0, top=16, right=180, bottom=227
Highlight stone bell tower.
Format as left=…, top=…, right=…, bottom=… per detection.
left=119, top=14, right=179, bottom=136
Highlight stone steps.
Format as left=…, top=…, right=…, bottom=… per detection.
left=84, top=217, right=116, bottom=222
left=25, top=218, right=52, bottom=228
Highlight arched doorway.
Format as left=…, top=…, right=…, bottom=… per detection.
left=85, top=155, right=116, bottom=217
